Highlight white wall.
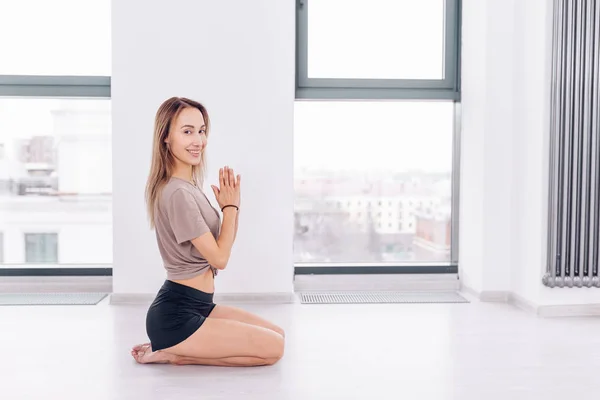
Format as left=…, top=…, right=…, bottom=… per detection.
left=111, top=0, right=295, bottom=294
left=459, top=0, right=515, bottom=294
left=458, top=0, right=487, bottom=293
left=461, top=0, right=600, bottom=307
left=509, top=0, right=550, bottom=305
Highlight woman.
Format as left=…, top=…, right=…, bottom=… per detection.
left=130, top=97, right=285, bottom=367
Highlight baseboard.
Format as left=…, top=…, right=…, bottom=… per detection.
left=479, top=291, right=510, bottom=302
left=215, top=292, right=296, bottom=304
left=109, top=292, right=296, bottom=305
left=461, top=284, right=600, bottom=317
left=294, top=273, right=459, bottom=292
left=459, top=285, right=509, bottom=302
left=507, top=292, right=538, bottom=314
left=109, top=293, right=155, bottom=305
left=536, top=303, right=600, bottom=317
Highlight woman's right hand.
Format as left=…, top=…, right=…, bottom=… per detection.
left=211, top=166, right=240, bottom=210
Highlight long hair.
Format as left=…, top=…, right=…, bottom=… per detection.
left=145, top=97, right=211, bottom=228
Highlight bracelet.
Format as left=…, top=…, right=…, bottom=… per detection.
left=221, top=205, right=239, bottom=212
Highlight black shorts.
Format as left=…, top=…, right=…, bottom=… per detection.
left=146, top=280, right=216, bottom=351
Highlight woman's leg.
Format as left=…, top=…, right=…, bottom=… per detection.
left=132, top=317, right=284, bottom=367
left=209, top=304, right=285, bottom=338
left=131, top=343, right=279, bottom=366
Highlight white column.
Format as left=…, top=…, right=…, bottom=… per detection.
left=111, top=0, right=295, bottom=295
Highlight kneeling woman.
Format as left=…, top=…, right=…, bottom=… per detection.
left=131, top=97, right=284, bottom=367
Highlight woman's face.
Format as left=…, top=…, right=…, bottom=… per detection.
left=165, top=107, right=207, bottom=167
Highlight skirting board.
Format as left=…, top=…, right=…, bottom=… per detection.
left=462, top=284, right=600, bottom=317
left=460, top=285, right=510, bottom=302
left=506, top=292, right=538, bottom=315
left=110, top=292, right=296, bottom=305
left=534, top=303, right=600, bottom=317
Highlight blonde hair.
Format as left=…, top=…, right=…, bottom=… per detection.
left=145, top=97, right=211, bottom=228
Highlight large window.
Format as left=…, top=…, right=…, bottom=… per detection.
left=307, top=0, right=445, bottom=80
left=296, top=0, right=461, bottom=99
left=294, top=0, right=461, bottom=272
left=0, top=1, right=111, bottom=274
left=0, top=0, right=111, bottom=76
left=294, top=101, right=454, bottom=264
left=0, top=99, right=112, bottom=268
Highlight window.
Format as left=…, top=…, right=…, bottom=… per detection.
left=25, top=233, right=58, bottom=263
left=296, top=0, right=461, bottom=99
left=0, top=1, right=111, bottom=273
left=0, top=0, right=111, bottom=76
left=307, top=0, right=443, bottom=80
left=0, top=99, right=112, bottom=266
left=296, top=0, right=460, bottom=271
left=294, top=101, right=454, bottom=263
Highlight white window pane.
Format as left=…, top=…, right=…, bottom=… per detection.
left=0, top=99, right=112, bottom=266
left=308, top=0, right=445, bottom=80
left=0, top=0, right=111, bottom=76
left=294, top=101, right=453, bottom=263
left=25, top=233, right=58, bottom=263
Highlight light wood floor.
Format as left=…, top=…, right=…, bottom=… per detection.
left=1, top=296, right=599, bottom=399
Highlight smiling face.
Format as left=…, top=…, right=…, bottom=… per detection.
left=164, top=106, right=207, bottom=169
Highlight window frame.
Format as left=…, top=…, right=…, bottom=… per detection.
left=0, top=75, right=110, bottom=97
left=294, top=0, right=462, bottom=274
left=295, top=0, right=462, bottom=100
left=292, top=101, right=461, bottom=275
left=0, top=13, right=110, bottom=276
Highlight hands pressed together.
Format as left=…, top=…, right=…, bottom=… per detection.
left=211, top=166, right=241, bottom=211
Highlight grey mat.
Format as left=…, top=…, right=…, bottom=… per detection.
left=300, top=291, right=469, bottom=304
left=0, top=293, right=108, bottom=305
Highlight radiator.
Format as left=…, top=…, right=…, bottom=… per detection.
left=544, top=0, right=600, bottom=288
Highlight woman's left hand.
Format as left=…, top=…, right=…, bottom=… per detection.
left=211, top=166, right=241, bottom=210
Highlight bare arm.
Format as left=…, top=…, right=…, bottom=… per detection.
left=233, top=209, right=240, bottom=241
left=192, top=166, right=240, bottom=270
left=190, top=208, right=238, bottom=270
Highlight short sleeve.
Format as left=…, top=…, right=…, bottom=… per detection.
left=167, top=189, right=211, bottom=244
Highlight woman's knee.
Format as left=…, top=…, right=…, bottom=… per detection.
left=261, top=331, right=284, bottom=360
left=264, top=356, right=282, bottom=365
left=273, top=325, right=285, bottom=338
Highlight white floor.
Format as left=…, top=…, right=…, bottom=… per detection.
left=2, top=295, right=600, bottom=400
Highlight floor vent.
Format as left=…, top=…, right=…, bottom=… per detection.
left=299, top=291, right=468, bottom=304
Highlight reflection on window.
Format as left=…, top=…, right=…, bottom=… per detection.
left=0, top=99, right=112, bottom=266
left=294, top=101, right=453, bottom=263
left=25, top=233, right=58, bottom=263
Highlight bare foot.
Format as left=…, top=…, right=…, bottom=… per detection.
left=131, top=343, right=178, bottom=364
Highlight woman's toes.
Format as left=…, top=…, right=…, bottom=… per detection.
left=132, top=342, right=150, bottom=352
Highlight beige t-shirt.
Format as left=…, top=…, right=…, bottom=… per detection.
left=154, top=176, right=221, bottom=280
